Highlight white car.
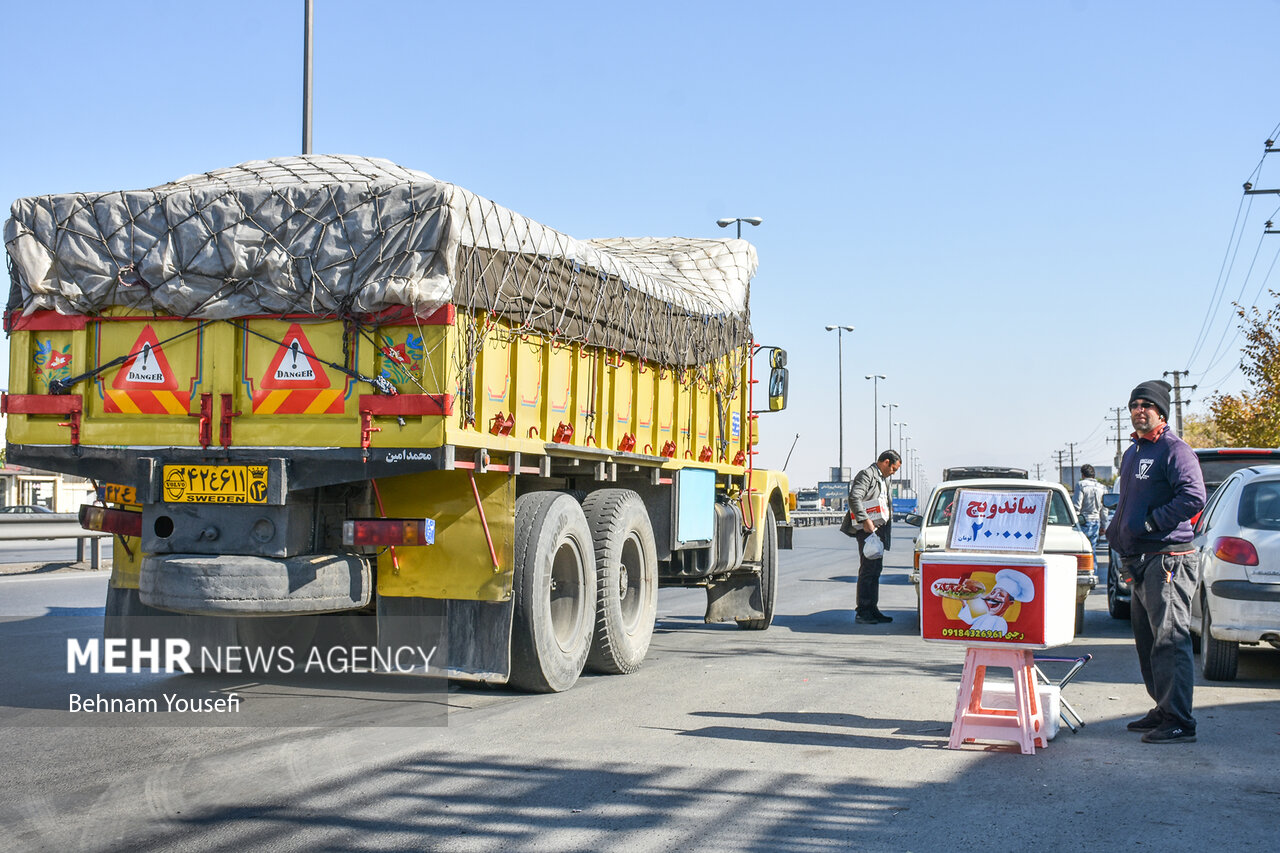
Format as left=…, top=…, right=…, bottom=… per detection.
left=1190, top=464, right=1280, bottom=680
left=907, top=478, right=1098, bottom=634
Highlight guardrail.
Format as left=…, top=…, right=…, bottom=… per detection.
left=0, top=514, right=110, bottom=570
left=790, top=510, right=844, bottom=528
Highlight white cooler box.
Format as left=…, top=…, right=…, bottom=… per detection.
left=921, top=552, right=1077, bottom=650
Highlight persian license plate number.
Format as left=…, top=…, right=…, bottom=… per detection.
left=99, top=483, right=138, bottom=506
left=163, top=465, right=269, bottom=504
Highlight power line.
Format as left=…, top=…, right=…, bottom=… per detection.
left=1189, top=191, right=1254, bottom=368
left=1189, top=124, right=1280, bottom=372
left=1196, top=237, right=1280, bottom=378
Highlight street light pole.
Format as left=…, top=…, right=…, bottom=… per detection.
left=881, top=402, right=898, bottom=455
left=902, top=434, right=911, bottom=497
left=716, top=216, right=763, bottom=239
left=302, top=0, right=313, bottom=154
left=825, top=325, right=855, bottom=480
left=892, top=422, right=907, bottom=496
left=865, top=374, right=886, bottom=459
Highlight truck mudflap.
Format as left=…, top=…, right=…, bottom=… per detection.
left=377, top=596, right=513, bottom=684
left=704, top=572, right=768, bottom=624
left=139, top=553, right=372, bottom=616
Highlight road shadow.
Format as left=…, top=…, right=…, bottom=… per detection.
left=11, top=715, right=1280, bottom=852
left=771, top=608, right=920, bottom=636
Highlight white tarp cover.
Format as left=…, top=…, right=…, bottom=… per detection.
left=4, top=155, right=755, bottom=366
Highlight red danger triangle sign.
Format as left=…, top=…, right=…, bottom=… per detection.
left=112, top=325, right=179, bottom=390
left=260, top=324, right=332, bottom=389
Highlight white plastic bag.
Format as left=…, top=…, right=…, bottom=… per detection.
left=861, top=534, right=884, bottom=560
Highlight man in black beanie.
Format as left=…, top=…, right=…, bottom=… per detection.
left=1127, top=379, right=1172, bottom=422
left=1106, top=379, right=1206, bottom=744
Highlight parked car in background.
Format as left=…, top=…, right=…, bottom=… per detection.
left=1105, top=447, right=1280, bottom=620
left=1189, top=464, right=1280, bottom=680
left=906, top=478, right=1096, bottom=634
left=0, top=504, right=54, bottom=513
left=1194, top=447, right=1280, bottom=496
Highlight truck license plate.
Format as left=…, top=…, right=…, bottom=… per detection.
left=162, top=465, right=269, bottom=504
left=99, top=483, right=138, bottom=506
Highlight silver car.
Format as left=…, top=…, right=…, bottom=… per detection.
left=1190, top=464, right=1280, bottom=680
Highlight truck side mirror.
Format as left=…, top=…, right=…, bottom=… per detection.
left=1101, top=492, right=1119, bottom=510
left=768, top=366, right=788, bottom=411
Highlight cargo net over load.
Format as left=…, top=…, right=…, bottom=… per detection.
left=4, top=155, right=757, bottom=424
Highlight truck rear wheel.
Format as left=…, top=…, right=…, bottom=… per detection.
left=737, top=505, right=779, bottom=630
left=582, top=489, right=658, bottom=674
left=509, top=491, right=598, bottom=693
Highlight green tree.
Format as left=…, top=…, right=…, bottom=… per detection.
left=1180, top=412, right=1232, bottom=448
left=1208, top=290, right=1280, bottom=447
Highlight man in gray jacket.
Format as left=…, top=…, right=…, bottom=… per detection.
left=849, top=449, right=901, bottom=624
left=1073, top=463, right=1107, bottom=554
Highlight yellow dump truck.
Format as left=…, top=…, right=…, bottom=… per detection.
left=2, top=155, right=791, bottom=692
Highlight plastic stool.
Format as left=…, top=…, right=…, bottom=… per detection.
left=949, top=647, right=1046, bottom=755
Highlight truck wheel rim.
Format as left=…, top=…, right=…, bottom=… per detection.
left=618, top=533, right=643, bottom=626
left=550, top=539, right=586, bottom=648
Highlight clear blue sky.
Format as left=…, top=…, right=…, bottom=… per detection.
left=4, top=1, right=1279, bottom=495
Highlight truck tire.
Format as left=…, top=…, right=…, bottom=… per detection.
left=509, top=491, right=597, bottom=693
left=1074, top=599, right=1085, bottom=636
left=1200, top=599, right=1238, bottom=681
left=582, top=489, right=658, bottom=674
left=737, top=505, right=779, bottom=630
left=139, top=553, right=371, bottom=615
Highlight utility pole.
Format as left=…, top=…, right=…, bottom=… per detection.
left=1111, top=406, right=1126, bottom=472
left=1033, top=463, right=1043, bottom=480
left=1163, top=370, right=1197, bottom=435
left=1065, top=442, right=1077, bottom=489
left=1054, top=450, right=1067, bottom=486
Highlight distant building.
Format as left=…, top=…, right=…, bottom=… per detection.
left=0, top=464, right=96, bottom=511
left=2, top=412, right=96, bottom=510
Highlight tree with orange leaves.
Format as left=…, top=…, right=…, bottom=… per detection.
left=1207, top=290, right=1280, bottom=447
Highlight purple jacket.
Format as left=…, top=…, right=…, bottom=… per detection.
left=1105, top=427, right=1206, bottom=556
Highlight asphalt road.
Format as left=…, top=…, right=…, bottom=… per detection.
left=1, top=526, right=1277, bottom=852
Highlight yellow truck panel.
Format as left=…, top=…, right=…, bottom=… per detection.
left=374, top=470, right=514, bottom=601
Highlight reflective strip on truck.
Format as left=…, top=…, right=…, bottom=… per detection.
left=253, top=388, right=345, bottom=414
left=104, top=389, right=190, bottom=415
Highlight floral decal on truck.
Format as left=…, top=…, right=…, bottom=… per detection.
left=379, top=331, right=424, bottom=388
left=33, top=339, right=72, bottom=390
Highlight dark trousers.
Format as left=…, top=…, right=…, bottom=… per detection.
left=1128, top=552, right=1199, bottom=729
left=855, top=525, right=891, bottom=614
